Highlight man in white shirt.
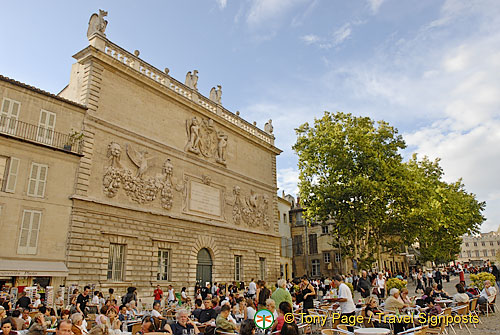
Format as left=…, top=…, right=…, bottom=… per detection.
left=331, top=275, right=356, bottom=332
left=248, top=279, right=257, bottom=298
left=478, top=280, right=497, bottom=305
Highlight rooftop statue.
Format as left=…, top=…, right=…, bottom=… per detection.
left=264, top=119, right=274, bottom=134
left=87, top=9, right=108, bottom=38
left=185, top=70, right=199, bottom=91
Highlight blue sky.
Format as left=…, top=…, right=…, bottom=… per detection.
left=1, top=0, right=499, bottom=233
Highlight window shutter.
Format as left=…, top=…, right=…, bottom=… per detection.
left=28, top=164, right=39, bottom=196
left=36, top=165, right=47, bottom=197
left=5, top=157, right=20, bottom=193
left=28, top=211, right=41, bottom=254
left=18, top=211, right=32, bottom=252
left=11, top=102, right=20, bottom=117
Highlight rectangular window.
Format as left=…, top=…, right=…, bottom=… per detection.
left=107, top=243, right=125, bottom=281
left=281, top=237, right=287, bottom=256
left=483, top=250, right=488, bottom=257
left=311, top=259, right=320, bottom=277
left=0, top=156, right=20, bottom=193
left=280, top=264, right=284, bottom=278
left=293, top=235, right=303, bottom=255
left=475, top=250, right=480, bottom=257
left=322, top=225, right=329, bottom=234
left=283, top=213, right=287, bottom=224
left=309, top=234, right=318, bottom=254
left=259, top=257, right=266, bottom=280
left=37, top=110, right=56, bottom=145
left=0, top=98, right=20, bottom=134
left=234, top=255, right=242, bottom=281
left=287, top=237, right=293, bottom=258
left=492, top=249, right=496, bottom=256
left=467, top=250, right=471, bottom=258
left=490, top=241, right=494, bottom=246
left=481, top=241, right=485, bottom=247
left=465, top=242, right=469, bottom=247
left=27, top=163, right=48, bottom=197
left=335, top=252, right=341, bottom=263
left=18, top=210, right=42, bottom=254
left=473, top=242, right=477, bottom=246
left=157, top=249, right=170, bottom=281
left=323, top=252, right=331, bottom=263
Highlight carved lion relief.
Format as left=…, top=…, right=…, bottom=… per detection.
left=185, top=116, right=228, bottom=165
left=230, top=186, right=270, bottom=228
left=102, top=142, right=184, bottom=209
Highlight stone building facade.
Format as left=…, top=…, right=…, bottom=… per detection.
left=0, top=75, right=86, bottom=289
left=58, top=19, right=281, bottom=295
left=457, top=229, right=500, bottom=266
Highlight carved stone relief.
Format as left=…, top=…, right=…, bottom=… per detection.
left=102, top=142, right=184, bottom=209
left=230, top=186, right=270, bottom=228
left=185, top=117, right=227, bottom=165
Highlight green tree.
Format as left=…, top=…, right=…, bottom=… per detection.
left=293, top=112, right=406, bottom=269
left=293, top=111, right=485, bottom=269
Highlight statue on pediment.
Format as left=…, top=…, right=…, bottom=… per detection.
left=185, top=70, right=199, bottom=91
left=264, top=119, right=274, bottom=135
left=87, top=9, right=108, bottom=38
left=209, top=85, right=222, bottom=104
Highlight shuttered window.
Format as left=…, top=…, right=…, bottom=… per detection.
left=18, top=210, right=42, bottom=254
left=0, top=98, right=20, bottom=134
left=1, top=156, right=20, bottom=193
left=27, top=163, right=48, bottom=197
left=37, top=110, right=56, bottom=144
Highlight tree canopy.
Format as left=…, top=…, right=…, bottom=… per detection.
left=293, top=111, right=485, bottom=267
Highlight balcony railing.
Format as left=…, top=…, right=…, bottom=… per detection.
left=0, top=116, right=83, bottom=154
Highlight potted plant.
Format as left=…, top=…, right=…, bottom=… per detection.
left=64, top=129, right=84, bottom=151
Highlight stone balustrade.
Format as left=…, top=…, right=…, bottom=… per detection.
left=101, top=39, right=273, bottom=145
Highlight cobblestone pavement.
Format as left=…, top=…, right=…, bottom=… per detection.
left=347, top=274, right=500, bottom=334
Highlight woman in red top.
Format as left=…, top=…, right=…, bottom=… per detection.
left=273, top=301, right=293, bottom=332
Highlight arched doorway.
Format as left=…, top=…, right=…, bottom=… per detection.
left=196, top=248, right=212, bottom=286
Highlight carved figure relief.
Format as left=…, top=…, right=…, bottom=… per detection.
left=102, top=141, right=183, bottom=208
left=185, top=117, right=228, bottom=165
left=87, top=9, right=108, bottom=38
left=230, top=186, right=270, bottom=228
left=185, top=70, right=199, bottom=91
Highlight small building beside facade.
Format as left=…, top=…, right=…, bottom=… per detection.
left=0, top=75, right=86, bottom=291
left=457, top=229, right=500, bottom=266
left=277, top=192, right=292, bottom=280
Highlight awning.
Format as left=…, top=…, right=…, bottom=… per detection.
left=0, top=259, right=68, bottom=277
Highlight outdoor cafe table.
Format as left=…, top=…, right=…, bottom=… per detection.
left=354, top=328, right=391, bottom=335
left=435, top=299, right=453, bottom=307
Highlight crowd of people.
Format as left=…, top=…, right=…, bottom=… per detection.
left=0, top=261, right=499, bottom=335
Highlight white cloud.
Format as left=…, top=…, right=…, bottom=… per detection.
left=216, top=0, right=227, bottom=9
left=277, top=167, right=300, bottom=196
left=301, top=22, right=360, bottom=49
left=246, top=0, right=307, bottom=26
left=301, top=34, right=320, bottom=45
left=367, top=0, right=385, bottom=14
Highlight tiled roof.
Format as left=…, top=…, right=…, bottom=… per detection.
left=0, top=74, right=87, bottom=109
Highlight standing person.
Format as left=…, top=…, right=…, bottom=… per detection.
left=257, top=281, right=270, bottom=311
left=331, top=275, right=356, bottom=332
left=271, top=279, right=292, bottom=308
left=167, top=286, right=176, bottom=306
left=373, top=273, right=386, bottom=299
left=248, top=279, right=257, bottom=299
left=434, top=269, right=442, bottom=286
left=122, top=287, right=137, bottom=306
left=357, top=271, right=371, bottom=298
left=416, top=270, right=424, bottom=294
left=15, top=292, right=31, bottom=310
left=76, top=286, right=90, bottom=317
left=426, top=270, right=433, bottom=287
left=300, top=277, right=315, bottom=314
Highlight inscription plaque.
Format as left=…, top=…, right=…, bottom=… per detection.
left=189, top=181, right=221, bottom=216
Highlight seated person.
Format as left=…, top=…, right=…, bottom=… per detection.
left=137, top=317, right=156, bottom=335
left=1, top=318, right=18, bottom=335
left=216, top=305, right=238, bottom=333
left=191, top=299, right=204, bottom=321
left=478, top=280, right=497, bottom=306
left=239, top=319, right=256, bottom=335
left=199, top=298, right=217, bottom=324
left=433, top=284, right=450, bottom=299
left=384, top=288, right=408, bottom=313
left=118, top=305, right=129, bottom=322
left=151, top=302, right=167, bottom=321
left=164, top=309, right=199, bottom=335
left=424, top=297, right=441, bottom=316
left=273, top=301, right=293, bottom=331
left=280, top=322, right=299, bottom=335
left=398, top=288, right=414, bottom=305
left=452, top=284, right=469, bottom=305
left=28, top=313, right=46, bottom=335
